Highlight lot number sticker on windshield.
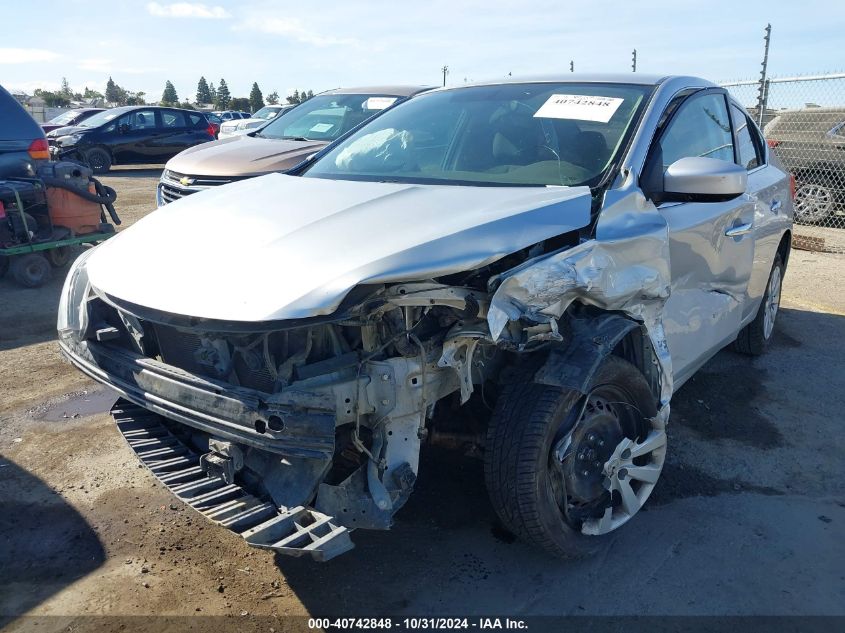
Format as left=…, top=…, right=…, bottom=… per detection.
left=365, top=97, right=397, bottom=110
left=534, top=94, right=624, bottom=123
left=310, top=123, right=334, bottom=133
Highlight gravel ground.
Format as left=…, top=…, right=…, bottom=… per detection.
left=1, top=168, right=843, bottom=629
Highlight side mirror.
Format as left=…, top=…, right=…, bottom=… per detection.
left=118, top=123, right=130, bottom=134
left=662, top=156, right=747, bottom=203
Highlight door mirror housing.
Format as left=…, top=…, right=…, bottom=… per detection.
left=118, top=123, right=130, bottom=134
left=662, top=157, right=747, bottom=203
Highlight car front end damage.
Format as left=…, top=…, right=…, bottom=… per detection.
left=57, top=168, right=675, bottom=561
left=58, top=274, right=510, bottom=559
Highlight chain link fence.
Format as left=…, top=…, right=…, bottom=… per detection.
left=721, top=73, right=845, bottom=253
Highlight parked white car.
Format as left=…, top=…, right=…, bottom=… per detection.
left=218, top=105, right=295, bottom=139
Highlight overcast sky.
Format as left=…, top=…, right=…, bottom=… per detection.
left=1, top=0, right=843, bottom=101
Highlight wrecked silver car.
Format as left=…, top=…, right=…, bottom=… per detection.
left=58, top=74, right=793, bottom=561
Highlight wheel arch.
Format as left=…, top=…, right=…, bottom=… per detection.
left=532, top=310, right=663, bottom=405
left=87, top=144, right=115, bottom=165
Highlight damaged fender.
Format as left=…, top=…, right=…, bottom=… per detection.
left=487, top=171, right=675, bottom=410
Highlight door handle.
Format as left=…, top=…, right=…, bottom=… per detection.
left=771, top=199, right=782, bottom=213
left=725, top=222, right=753, bottom=237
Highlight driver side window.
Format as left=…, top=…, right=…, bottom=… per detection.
left=659, top=92, right=734, bottom=168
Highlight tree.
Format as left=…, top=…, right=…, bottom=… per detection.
left=215, top=78, right=231, bottom=109
left=60, top=77, right=73, bottom=100
left=105, top=77, right=121, bottom=103
left=83, top=87, right=103, bottom=100
left=286, top=89, right=314, bottom=105
left=161, top=80, right=178, bottom=106
left=33, top=89, right=69, bottom=107
left=209, top=82, right=217, bottom=105
left=249, top=82, right=264, bottom=112
left=266, top=90, right=279, bottom=105
left=196, top=76, right=212, bottom=105
left=180, top=101, right=196, bottom=110
left=125, top=91, right=146, bottom=106
left=230, top=97, right=250, bottom=111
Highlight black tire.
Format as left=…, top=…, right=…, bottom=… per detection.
left=46, top=246, right=71, bottom=268
left=0, top=256, right=9, bottom=278
left=10, top=253, right=52, bottom=288
left=84, top=147, right=112, bottom=174
left=733, top=254, right=784, bottom=356
left=485, top=355, right=660, bottom=559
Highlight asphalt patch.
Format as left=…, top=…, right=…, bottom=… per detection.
left=649, top=460, right=783, bottom=506
left=671, top=365, right=785, bottom=449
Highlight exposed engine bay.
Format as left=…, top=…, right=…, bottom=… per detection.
left=69, top=233, right=594, bottom=526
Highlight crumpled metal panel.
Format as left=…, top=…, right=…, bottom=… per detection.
left=84, top=173, right=593, bottom=322
left=488, top=173, right=674, bottom=406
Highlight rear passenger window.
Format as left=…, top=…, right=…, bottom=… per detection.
left=731, top=104, right=764, bottom=170
left=188, top=113, right=203, bottom=127
left=162, top=111, right=187, bottom=128
left=658, top=92, right=734, bottom=168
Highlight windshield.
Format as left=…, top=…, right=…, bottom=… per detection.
left=303, top=83, right=651, bottom=187
left=256, top=93, right=400, bottom=142
left=49, top=110, right=82, bottom=125
left=252, top=106, right=281, bottom=120
left=78, top=108, right=128, bottom=128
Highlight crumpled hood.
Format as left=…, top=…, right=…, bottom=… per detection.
left=46, top=125, right=87, bottom=139
left=165, top=136, right=326, bottom=177
left=86, top=173, right=592, bottom=322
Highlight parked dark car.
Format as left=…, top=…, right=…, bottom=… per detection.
left=765, top=107, right=845, bottom=224
left=0, top=84, right=50, bottom=178
left=41, top=108, right=105, bottom=134
left=47, top=106, right=216, bottom=173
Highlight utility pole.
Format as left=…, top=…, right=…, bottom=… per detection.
left=756, top=24, right=772, bottom=127
left=631, top=49, right=637, bottom=72
left=570, top=60, right=574, bottom=73
left=441, top=65, right=449, bottom=87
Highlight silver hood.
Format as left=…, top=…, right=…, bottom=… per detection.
left=85, top=173, right=592, bottom=322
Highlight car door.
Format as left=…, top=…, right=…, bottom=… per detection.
left=730, top=102, right=790, bottom=322
left=111, top=109, right=160, bottom=163
left=642, top=89, right=756, bottom=386
left=153, top=110, right=207, bottom=159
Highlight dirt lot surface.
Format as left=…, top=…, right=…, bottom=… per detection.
left=1, top=167, right=844, bottom=629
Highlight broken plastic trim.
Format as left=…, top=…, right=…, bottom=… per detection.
left=112, top=399, right=354, bottom=562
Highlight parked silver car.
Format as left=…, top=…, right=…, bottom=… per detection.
left=58, top=74, right=792, bottom=561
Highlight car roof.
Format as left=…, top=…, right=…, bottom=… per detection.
left=0, top=84, right=45, bottom=141
left=433, top=73, right=711, bottom=90
left=320, top=85, right=434, bottom=97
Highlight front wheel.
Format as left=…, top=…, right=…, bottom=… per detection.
left=485, top=355, right=665, bottom=558
left=84, top=147, right=112, bottom=174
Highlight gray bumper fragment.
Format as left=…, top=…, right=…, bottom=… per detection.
left=112, top=399, right=354, bottom=562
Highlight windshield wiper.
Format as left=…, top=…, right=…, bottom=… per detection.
left=280, top=136, right=311, bottom=141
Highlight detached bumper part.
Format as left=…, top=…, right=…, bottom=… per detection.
left=112, top=399, right=354, bottom=562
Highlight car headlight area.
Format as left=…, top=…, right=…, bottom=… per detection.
left=57, top=247, right=95, bottom=341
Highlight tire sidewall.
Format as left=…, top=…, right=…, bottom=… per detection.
left=11, top=253, right=51, bottom=288
left=760, top=254, right=785, bottom=347
left=85, top=147, right=112, bottom=174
